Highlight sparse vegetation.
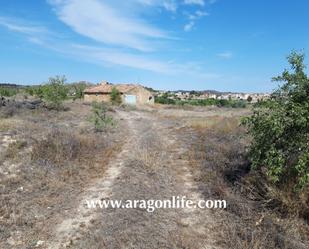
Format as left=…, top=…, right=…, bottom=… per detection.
left=0, top=60, right=308, bottom=248
left=31, top=129, right=93, bottom=165
left=0, top=87, right=17, bottom=97
left=0, top=101, right=122, bottom=248
left=89, top=101, right=115, bottom=131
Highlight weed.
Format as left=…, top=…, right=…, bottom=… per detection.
left=89, top=101, right=115, bottom=132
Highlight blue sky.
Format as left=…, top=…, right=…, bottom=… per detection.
left=0, top=0, right=308, bottom=92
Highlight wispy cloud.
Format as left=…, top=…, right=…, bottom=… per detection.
left=217, top=52, right=233, bottom=59
left=69, top=44, right=175, bottom=74
left=137, top=0, right=178, bottom=12
left=0, top=18, right=219, bottom=78
left=183, top=9, right=208, bottom=31
left=0, top=17, right=47, bottom=35
left=183, top=0, right=205, bottom=6
left=39, top=41, right=220, bottom=79
left=0, top=1, right=220, bottom=80
left=184, top=21, right=195, bottom=31
left=48, top=0, right=170, bottom=52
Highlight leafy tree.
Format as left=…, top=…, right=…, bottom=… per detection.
left=42, top=76, right=68, bottom=110
left=110, top=87, right=122, bottom=105
left=247, top=95, right=253, bottom=102
left=243, top=52, right=309, bottom=190
left=89, top=101, right=115, bottom=132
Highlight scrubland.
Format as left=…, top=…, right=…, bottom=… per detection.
left=0, top=96, right=308, bottom=249
left=0, top=99, right=124, bottom=248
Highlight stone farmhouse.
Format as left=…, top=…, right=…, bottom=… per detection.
left=84, top=81, right=154, bottom=105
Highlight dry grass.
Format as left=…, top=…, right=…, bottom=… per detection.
left=186, top=115, right=241, bottom=133
left=0, top=101, right=124, bottom=248
left=31, top=129, right=99, bottom=165
left=3, top=140, right=27, bottom=159
left=0, top=118, right=21, bottom=132
left=184, top=114, right=309, bottom=249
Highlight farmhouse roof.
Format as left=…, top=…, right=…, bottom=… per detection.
left=84, top=81, right=140, bottom=94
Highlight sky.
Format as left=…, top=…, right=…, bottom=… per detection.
left=0, top=0, right=308, bottom=92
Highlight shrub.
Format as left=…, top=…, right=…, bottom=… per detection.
left=230, top=100, right=247, bottom=108
left=25, top=85, right=45, bottom=99
left=155, top=93, right=247, bottom=108
left=155, top=93, right=176, bottom=105
left=0, top=87, right=17, bottom=97
left=110, top=87, right=122, bottom=105
left=42, top=76, right=68, bottom=110
left=243, top=52, right=309, bottom=190
left=31, top=129, right=84, bottom=165
left=89, top=101, right=115, bottom=131
left=65, top=82, right=88, bottom=100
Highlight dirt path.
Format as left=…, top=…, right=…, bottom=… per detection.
left=47, top=109, right=219, bottom=249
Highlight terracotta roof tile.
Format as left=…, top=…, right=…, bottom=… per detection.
left=84, top=83, right=138, bottom=94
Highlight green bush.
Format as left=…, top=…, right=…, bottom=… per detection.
left=89, top=102, right=115, bottom=132
left=110, top=87, right=122, bottom=105
left=155, top=93, right=247, bottom=108
left=26, top=85, right=45, bottom=98
left=155, top=93, right=176, bottom=104
left=0, top=87, right=17, bottom=97
left=72, top=83, right=86, bottom=100
left=243, top=52, right=309, bottom=190
left=42, top=76, right=68, bottom=110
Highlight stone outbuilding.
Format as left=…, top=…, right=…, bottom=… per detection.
left=84, top=81, right=154, bottom=105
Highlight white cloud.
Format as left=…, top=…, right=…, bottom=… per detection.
left=136, top=0, right=177, bottom=11
left=0, top=3, right=220, bottom=79
left=217, top=52, right=233, bottom=59
left=183, top=0, right=205, bottom=6
left=162, top=0, right=178, bottom=12
left=184, top=21, right=194, bottom=31
left=70, top=44, right=173, bottom=73
left=0, top=17, right=47, bottom=35
left=195, top=10, right=208, bottom=17
left=48, top=0, right=169, bottom=52
left=35, top=42, right=220, bottom=79
left=0, top=21, right=218, bottom=77
left=183, top=10, right=208, bottom=32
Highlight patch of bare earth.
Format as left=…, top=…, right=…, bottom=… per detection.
left=47, top=109, right=220, bottom=249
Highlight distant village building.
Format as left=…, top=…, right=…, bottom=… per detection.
left=84, top=81, right=154, bottom=105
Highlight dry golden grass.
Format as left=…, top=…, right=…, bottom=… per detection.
left=0, top=118, right=21, bottom=132
left=186, top=115, right=241, bottom=133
